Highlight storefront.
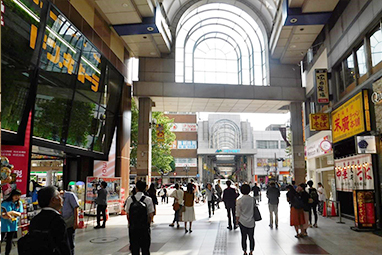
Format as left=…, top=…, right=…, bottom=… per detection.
left=331, top=90, right=380, bottom=229
left=305, top=131, right=334, bottom=201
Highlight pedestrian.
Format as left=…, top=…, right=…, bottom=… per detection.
left=317, top=182, right=326, bottom=215
left=306, top=180, right=319, bottom=227
left=206, top=183, right=215, bottom=218
left=147, top=183, right=158, bottom=223
left=94, top=181, right=108, bottom=229
left=236, top=184, right=255, bottom=255
left=286, top=184, right=305, bottom=238
left=215, top=180, right=222, bottom=209
left=222, top=180, right=238, bottom=230
left=183, top=183, right=196, bottom=233
left=161, top=186, right=168, bottom=204
left=252, top=183, right=261, bottom=204
left=125, top=180, right=155, bottom=255
left=297, top=183, right=310, bottom=237
left=169, top=183, right=184, bottom=228
left=27, top=186, right=71, bottom=254
left=61, top=188, right=80, bottom=255
left=1, top=189, right=23, bottom=255
left=266, top=182, right=280, bottom=229
left=292, top=180, right=297, bottom=190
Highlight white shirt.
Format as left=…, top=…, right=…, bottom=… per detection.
left=170, top=189, right=184, bottom=205
left=125, top=192, right=155, bottom=215
left=317, top=187, right=326, bottom=201
left=236, top=195, right=255, bottom=228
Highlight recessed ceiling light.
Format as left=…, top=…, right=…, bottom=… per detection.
left=122, top=3, right=128, bottom=8
left=150, top=52, right=157, bottom=55
left=147, top=27, right=154, bottom=32
left=291, top=45, right=297, bottom=48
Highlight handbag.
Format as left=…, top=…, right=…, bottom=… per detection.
left=173, top=202, right=180, bottom=211
left=253, top=199, right=262, bottom=221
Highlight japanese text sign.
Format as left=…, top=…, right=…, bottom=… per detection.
left=309, top=113, right=330, bottom=131
left=156, top=124, right=165, bottom=142
left=335, top=154, right=374, bottom=192
left=315, top=69, right=329, bottom=104
left=332, top=91, right=370, bottom=143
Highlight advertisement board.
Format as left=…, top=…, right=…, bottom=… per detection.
left=309, top=113, right=330, bottom=131
left=305, top=135, right=332, bottom=159
left=177, top=141, right=197, bottom=149
left=175, top=158, right=197, bottom=167
left=356, top=136, right=377, bottom=154
left=85, top=177, right=121, bottom=214
left=170, top=123, right=197, bottom=132
left=353, top=190, right=375, bottom=229
left=315, top=69, right=329, bottom=104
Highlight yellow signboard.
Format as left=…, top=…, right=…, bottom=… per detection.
left=332, top=91, right=369, bottom=143
left=309, top=113, right=330, bottom=131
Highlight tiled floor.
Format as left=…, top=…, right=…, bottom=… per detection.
left=4, top=191, right=382, bottom=254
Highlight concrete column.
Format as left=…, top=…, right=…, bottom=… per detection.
left=198, top=155, right=203, bottom=182
left=290, top=102, right=305, bottom=184
left=136, top=97, right=153, bottom=183
left=116, top=85, right=132, bottom=196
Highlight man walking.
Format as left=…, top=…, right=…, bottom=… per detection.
left=95, top=181, right=108, bottom=229
left=266, top=182, right=280, bottom=229
left=215, top=180, right=223, bottom=209
left=222, top=180, right=238, bottom=230
left=252, top=183, right=261, bottom=204
left=61, top=188, right=80, bottom=255
left=125, top=180, right=155, bottom=255
left=307, top=180, right=319, bottom=227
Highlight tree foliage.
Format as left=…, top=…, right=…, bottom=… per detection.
left=130, top=99, right=176, bottom=174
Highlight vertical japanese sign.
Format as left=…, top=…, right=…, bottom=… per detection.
left=335, top=154, right=374, bottom=192
left=309, top=113, right=330, bottom=131
left=1, top=112, right=32, bottom=195
left=332, top=91, right=370, bottom=143
left=353, top=190, right=375, bottom=228
left=94, top=130, right=116, bottom=177
left=156, top=124, right=165, bottom=142
left=315, top=69, right=329, bottom=104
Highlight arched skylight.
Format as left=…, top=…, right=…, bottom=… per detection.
left=175, top=3, right=267, bottom=85
left=210, top=119, right=241, bottom=149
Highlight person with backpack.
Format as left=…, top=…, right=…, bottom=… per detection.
left=1, top=189, right=23, bottom=255
left=125, top=180, right=154, bottom=255
left=252, top=183, right=261, bottom=204
left=19, top=186, right=70, bottom=255
left=307, top=180, right=319, bottom=228
left=286, top=185, right=305, bottom=238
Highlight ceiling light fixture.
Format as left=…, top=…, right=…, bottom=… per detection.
left=122, top=3, right=128, bottom=8
left=150, top=52, right=157, bottom=55
left=290, top=18, right=298, bottom=23
left=147, top=27, right=154, bottom=32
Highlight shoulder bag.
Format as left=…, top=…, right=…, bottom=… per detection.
left=253, top=198, right=262, bottom=221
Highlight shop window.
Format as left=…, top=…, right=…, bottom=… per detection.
left=370, top=28, right=382, bottom=67
left=338, top=65, right=345, bottom=93
left=356, top=44, right=367, bottom=77
left=344, top=54, right=355, bottom=87
left=280, top=141, right=287, bottom=149
left=256, top=140, right=279, bottom=149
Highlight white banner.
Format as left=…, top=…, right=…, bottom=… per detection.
left=335, top=154, right=374, bottom=192
left=305, top=135, right=332, bottom=159
left=177, top=141, right=197, bottom=149
left=170, top=123, right=197, bottom=132
left=94, top=130, right=116, bottom=177
left=175, top=158, right=197, bottom=167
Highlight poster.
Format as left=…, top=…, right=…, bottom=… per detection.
left=1, top=112, right=32, bottom=195
left=353, top=190, right=375, bottom=228
left=315, top=69, right=329, bottom=104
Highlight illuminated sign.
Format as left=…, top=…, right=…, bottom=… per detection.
left=177, top=141, right=197, bottom=149
left=331, top=91, right=370, bottom=143
left=309, top=113, right=330, bottom=131
left=215, top=149, right=240, bottom=153
left=315, top=69, right=329, bottom=104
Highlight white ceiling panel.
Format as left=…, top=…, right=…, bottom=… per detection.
left=106, top=12, right=142, bottom=24
left=95, top=0, right=135, bottom=13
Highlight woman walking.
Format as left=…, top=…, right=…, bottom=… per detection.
left=1, top=189, right=23, bottom=255
left=183, top=183, right=195, bottom=233
left=317, top=182, right=326, bottom=215
left=236, top=184, right=255, bottom=255
left=147, top=183, right=158, bottom=223
left=286, top=185, right=305, bottom=238
left=206, top=183, right=215, bottom=218
left=169, top=183, right=184, bottom=228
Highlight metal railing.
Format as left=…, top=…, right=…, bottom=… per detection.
left=323, top=199, right=345, bottom=224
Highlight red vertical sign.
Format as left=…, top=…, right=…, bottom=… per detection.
left=1, top=112, right=32, bottom=195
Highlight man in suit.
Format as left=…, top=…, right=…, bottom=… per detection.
left=29, top=186, right=71, bottom=255
left=222, top=180, right=239, bottom=230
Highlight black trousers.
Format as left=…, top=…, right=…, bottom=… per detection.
left=129, top=228, right=151, bottom=255
left=309, top=204, right=318, bottom=225
left=208, top=201, right=214, bottom=217
left=67, top=227, right=76, bottom=255
left=238, top=223, right=255, bottom=252
left=226, top=206, right=236, bottom=228
left=1, top=231, right=16, bottom=255
left=97, top=204, right=107, bottom=226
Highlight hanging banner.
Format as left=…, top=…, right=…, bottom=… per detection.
left=94, top=129, right=116, bottom=177
left=332, top=91, right=370, bottom=143
left=335, top=154, right=374, bottom=192
left=156, top=124, right=165, bottom=142
left=170, top=123, right=197, bottom=132
left=315, top=69, right=329, bottom=104
left=1, top=112, right=32, bottom=195
left=309, top=113, right=330, bottom=131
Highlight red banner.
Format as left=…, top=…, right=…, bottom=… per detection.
left=1, top=112, right=32, bottom=195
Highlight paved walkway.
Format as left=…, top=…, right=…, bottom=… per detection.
left=5, top=191, right=382, bottom=254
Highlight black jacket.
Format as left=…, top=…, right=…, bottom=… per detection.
left=29, top=209, right=71, bottom=255
left=266, top=186, right=280, bottom=205
left=222, top=187, right=238, bottom=208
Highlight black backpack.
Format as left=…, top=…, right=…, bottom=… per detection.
left=309, top=188, right=319, bottom=204
left=292, top=194, right=304, bottom=209
left=18, top=228, right=59, bottom=255
left=129, top=195, right=149, bottom=230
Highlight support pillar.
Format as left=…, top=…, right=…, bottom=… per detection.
left=136, top=97, right=153, bottom=183
left=290, top=102, right=305, bottom=184
left=198, top=155, right=203, bottom=183
left=116, top=85, right=132, bottom=196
